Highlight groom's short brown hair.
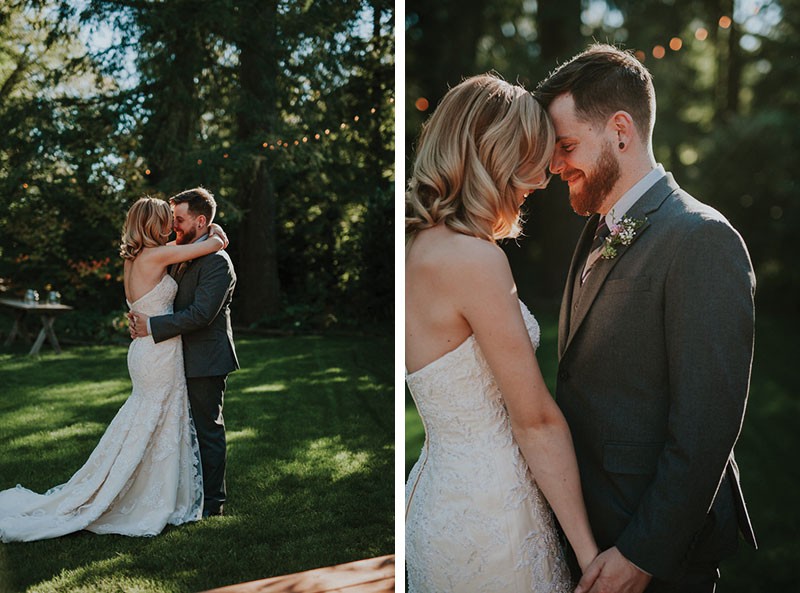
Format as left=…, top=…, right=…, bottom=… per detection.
left=169, top=187, right=217, bottom=224
left=535, top=43, right=656, bottom=141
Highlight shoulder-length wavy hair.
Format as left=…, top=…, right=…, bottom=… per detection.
left=119, top=197, right=172, bottom=260
left=406, top=73, right=554, bottom=243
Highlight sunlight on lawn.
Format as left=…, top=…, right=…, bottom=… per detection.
left=241, top=383, right=286, bottom=394
left=42, top=559, right=169, bottom=593
left=307, top=367, right=349, bottom=384
left=285, top=436, right=374, bottom=482
left=14, top=422, right=107, bottom=447
left=226, top=427, right=258, bottom=442
left=55, top=380, right=129, bottom=401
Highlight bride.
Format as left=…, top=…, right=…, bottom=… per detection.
left=405, top=74, right=598, bottom=591
left=0, top=196, right=227, bottom=542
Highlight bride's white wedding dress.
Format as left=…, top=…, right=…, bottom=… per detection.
left=0, top=275, right=202, bottom=542
left=405, top=301, right=572, bottom=593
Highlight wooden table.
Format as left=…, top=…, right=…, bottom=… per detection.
left=0, top=298, right=73, bottom=355
left=198, top=555, right=395, bottom=593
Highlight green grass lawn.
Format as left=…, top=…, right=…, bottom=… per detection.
left=405, top=303, right=798, bottom=591
left=0, top=334, right=393, bottom=593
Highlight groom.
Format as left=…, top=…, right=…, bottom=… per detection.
left=535, top=45, right=757, bottom=592
left=130, top=187, right=239, bottom=517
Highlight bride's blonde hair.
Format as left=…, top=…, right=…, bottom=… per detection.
left=406, top=73, right=554, bottom=243
left=119, top=197, right=172, bottom=260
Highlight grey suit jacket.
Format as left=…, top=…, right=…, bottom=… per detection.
left=151, top=250, right=239, bottom=378
left=556, top=174, right=757, bottom=581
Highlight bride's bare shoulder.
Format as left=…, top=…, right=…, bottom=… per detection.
left=407, top=226, right=510, bottom=281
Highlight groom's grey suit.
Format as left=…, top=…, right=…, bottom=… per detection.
left=150, top=247, right=239, bottom=514
left=556, top=173, right=757, bottom=586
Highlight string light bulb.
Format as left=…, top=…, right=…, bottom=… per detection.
left=185, top=94, right=394, bottom=167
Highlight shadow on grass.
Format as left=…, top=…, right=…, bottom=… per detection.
left=0, top=334, right=393, bottom=593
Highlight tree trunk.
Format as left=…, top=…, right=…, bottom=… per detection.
left=409, top=0, right=486, bottom=107
left=537, top=0, right=583, bottom=62
left=235, top=0, right=281, bottom=324
left=725, top=8, right=741, bottom=117
left=139, top=5, right=204, bottom=190
left=511, top=0, right=584, bottom=303
left=714, top=0, right=737, bottom=122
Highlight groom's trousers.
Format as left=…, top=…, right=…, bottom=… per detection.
left=187, top=375, right=228, bottom=514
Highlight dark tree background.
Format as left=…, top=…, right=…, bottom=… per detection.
left=405, top=1, right=798, bottom=590
left=0, top=0, right=394, bottom=339
left=406, top=0, right=797, bottom=314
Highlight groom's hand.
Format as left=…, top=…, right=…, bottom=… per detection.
left=128, top=311, right=151, bottom=339
left=575, top=546, right=651, bottom=593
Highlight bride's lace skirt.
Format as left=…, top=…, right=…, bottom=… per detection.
left=0, top=331, right=202, bottom=542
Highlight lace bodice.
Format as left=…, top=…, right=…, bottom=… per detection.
left=405, top=301, right=572, bottom=593
left=127, top=274, right=177, bottom=316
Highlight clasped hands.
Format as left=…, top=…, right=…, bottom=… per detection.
left=575, top=546, right=651, bottom=593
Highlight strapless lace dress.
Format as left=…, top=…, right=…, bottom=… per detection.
left=0, top=275, right=203, bottom=542
left=405, top=301, right=572, bottom=593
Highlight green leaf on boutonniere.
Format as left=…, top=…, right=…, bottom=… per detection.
left=600, top=215, right=647, bottom=259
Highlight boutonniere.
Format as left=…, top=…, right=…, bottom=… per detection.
left=600, top=215, right=647, bottom=259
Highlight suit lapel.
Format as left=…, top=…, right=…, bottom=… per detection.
left=559, top=214, right=599, bottom=358
left=562, top=174, right=679, bottom=355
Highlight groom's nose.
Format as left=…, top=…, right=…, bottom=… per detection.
left=549, top=155, right=564, bottom=175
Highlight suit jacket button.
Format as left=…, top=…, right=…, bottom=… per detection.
left=558, top=369, right=569, bottom=381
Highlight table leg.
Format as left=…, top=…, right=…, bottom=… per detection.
left=43, top=315, right=62, bottom=354
left=30, top=315, right=62, bottom=355
left=4, top=310, right=30, bottom=347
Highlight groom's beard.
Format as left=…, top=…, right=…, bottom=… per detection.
left=567, top=142, right=621, bottom=216
left=175, top=228, right=198, bottom=245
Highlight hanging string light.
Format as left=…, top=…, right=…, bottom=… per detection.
left=631, top=2, right=772, bottom=64
left=141, top=92, right=394, bottom=174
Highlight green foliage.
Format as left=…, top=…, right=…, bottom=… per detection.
left=0, top=0, right=394, bottom=330
left=0, top=334, right=393, bottom=592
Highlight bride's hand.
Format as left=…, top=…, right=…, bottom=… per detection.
left=208, top=223, right=229, bottom=248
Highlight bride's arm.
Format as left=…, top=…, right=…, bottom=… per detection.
left=149, top=223, right=228, bottom=267
left=452, top=242, right=599, bottom=573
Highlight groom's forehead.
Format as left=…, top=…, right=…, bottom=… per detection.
left=548, top=95, right=579, bottom=124
left=173, top=203, right=190, bottom=216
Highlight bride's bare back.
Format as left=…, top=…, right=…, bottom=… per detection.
left=405, top=225, right=511, bottom=374
left=124, top=254, right=170, bottom=304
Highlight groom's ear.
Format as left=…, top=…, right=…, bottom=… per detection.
left=609, top=110, right=635, bottom=147
left=196, top=214, right=208, bottom=229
